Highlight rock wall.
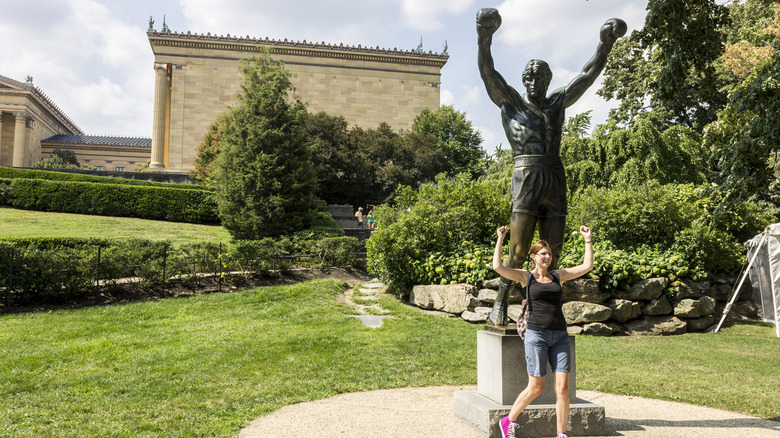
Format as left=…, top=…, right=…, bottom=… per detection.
left=410, top=274, right=759, bottom=336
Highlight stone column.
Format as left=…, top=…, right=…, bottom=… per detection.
left=149, top=63, right=169, bottom=170
left=12, top=111, right=28, bottom=167
left=0, top=111, right=4, bottom=164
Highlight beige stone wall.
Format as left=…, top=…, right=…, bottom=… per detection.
left=40, top=144, right=150, bottom=172
left=149, top=32, right=446, bottom=172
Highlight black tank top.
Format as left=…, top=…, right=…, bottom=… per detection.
left=526, top=271, right=567, bottom=331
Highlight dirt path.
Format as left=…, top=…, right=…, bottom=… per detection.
left=337, top=279, right=393, bottom=328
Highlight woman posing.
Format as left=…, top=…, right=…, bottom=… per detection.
left=492, top=225, right=594, bottom=438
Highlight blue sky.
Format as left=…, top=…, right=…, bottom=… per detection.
left=1, top=0, right=648, bottom=154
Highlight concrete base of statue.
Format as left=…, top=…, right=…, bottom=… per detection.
left=453, top=329, right=605, bottom=437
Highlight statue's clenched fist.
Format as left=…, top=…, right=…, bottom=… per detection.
left=599, top=18, right=627, bottom=46
left=476, top=8, right=502, bottom=37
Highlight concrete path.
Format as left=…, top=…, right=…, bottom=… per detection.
left=239, top=385, right=780, bottom=438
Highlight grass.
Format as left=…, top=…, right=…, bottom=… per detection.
left=0, top=207, right=232, bottom=246
left=1, top=274, right=778, bottom=436
left=577, top=320, right=780, bottom=419
left=0, top=280, right=478, bottom=437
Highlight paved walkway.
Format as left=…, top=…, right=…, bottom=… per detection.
left=239, top=385, right=780, bottom=438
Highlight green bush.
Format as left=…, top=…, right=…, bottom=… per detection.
left=567, top=181, right=772, bottom=273
left=0, top=234, right=361, bottom=307
left=0, top=166, right=205, bottom=191
left=367, top=174, right=508, bottom=292
left=9, top=178, right=219, bottom=224
left=559, top=240, right=702, bottom=294
left=0, top=178, right=12, bottom=205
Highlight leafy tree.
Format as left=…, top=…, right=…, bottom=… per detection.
left=705, top=53, right=780, bottom=214
left=561, top=112, right=706, bottom=194
left=308, top=115, right=449, bottom=206
left=704, top=2, right=780, bottom=216
left=411, top=105, right=485, bottom=178
left=32, top=149, right=82, bottom=169
left=599, top=0, right=730, bottom=131
left=211, top=52, right=317, bottom=239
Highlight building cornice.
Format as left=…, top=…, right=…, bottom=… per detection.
left=148, top=31, right=448, bottom=68
left=0, top=74, right=83, bottom=135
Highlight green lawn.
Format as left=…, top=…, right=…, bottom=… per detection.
left=0, top=207, right=232, bottom=246
left=1, top=279, right=778, bottom=437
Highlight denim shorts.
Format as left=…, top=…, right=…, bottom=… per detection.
left=524, top=329, right=571, bottom=377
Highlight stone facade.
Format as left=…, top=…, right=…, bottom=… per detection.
left=41, top=135, right=151, bottom=172
left=147, top=31, right=448, bottom=172
left=1, top=29, right=446, bottom=173
left=0, top=75, right=82, bottom=167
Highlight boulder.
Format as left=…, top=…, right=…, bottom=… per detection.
left=699, top=296, right=717, bottom=316
left=674, top=299, right=702, bottom=318
left=669, top=280, right=707, bottom=300
left=477, top=288, right=498, bottom=304
left=461, top=307, right=491, bottom=323
left=482, top=277, right=502, bottom=289
left=604, top=321, right=623, bottom=335
left=606, top=298, right=641, bottom=323
left=410, top=284, right=479, bottom=314
left=567, top=325, right=584, bottom=335
left=507, top=304, right=525, bottom=322
left=731, top=301, right=760, bottom=320
left=622, top=316, right=687, bottom=336
left=686, top=315, right=714, bottom=332
left=614, top=277, right=668, bottom=301
left=582, top=322, right=614, bottom=336
left=563, top=301, right=612, bottom=324
left=643, top=295, right=673, bottom=316
left=562, top=279, right=609, bottom=303
left=709, top=283, right=732, bottom=302
left=737, top=279, right=754, bottom=301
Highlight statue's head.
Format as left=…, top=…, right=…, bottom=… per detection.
left=522, top=59, right=552, bottom=99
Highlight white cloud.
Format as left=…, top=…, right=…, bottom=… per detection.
left=440, top=89, right=455, bottom=106
left=401, top=0, right=475, bottom=31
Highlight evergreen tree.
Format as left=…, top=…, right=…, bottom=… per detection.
left=211, top=52, right=317, bottom=239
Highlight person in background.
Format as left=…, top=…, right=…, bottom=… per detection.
left=355, top=207, right=364, bottom=229
left=367, top=209, right=375, bottom=230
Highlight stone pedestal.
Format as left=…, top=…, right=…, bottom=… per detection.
left=454, top=330, right=605, bottom=437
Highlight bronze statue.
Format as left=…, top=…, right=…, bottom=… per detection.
left=476, top=8, right=626, bottom=326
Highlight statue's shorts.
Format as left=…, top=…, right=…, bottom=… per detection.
left=511, top=155, right=567, bottom=218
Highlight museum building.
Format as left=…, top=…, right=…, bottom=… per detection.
left=0, top=29, right=448, bottom=173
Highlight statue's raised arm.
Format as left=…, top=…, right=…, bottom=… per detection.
left=563, top=18, right=627, bottom=107
left=476, top=8, right=520, bottom=108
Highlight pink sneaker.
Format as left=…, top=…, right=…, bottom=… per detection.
left=499, top=415, right=518, bottom=438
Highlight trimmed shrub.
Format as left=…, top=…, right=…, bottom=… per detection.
left=0, top=166, right=206, bottom=191
left=9, top=178, right=218, bottom=224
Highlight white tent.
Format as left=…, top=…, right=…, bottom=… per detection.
left=740, top=224, right=780, bottom=337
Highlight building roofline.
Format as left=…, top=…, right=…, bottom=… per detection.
left=148, top=30, right=449, bottom=68
left=0, top=74, right=83, bottom=135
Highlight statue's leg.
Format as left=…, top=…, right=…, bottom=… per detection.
left=488, top=212, right=537, bottom=326
left=538, top=215, right=567, bottom=270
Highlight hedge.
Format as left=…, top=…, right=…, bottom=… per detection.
left=7, top=178, right=219, bottom=224
left=0, top=166, right=208, bottom=191
left=0, top=236, right=361, bottom=307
